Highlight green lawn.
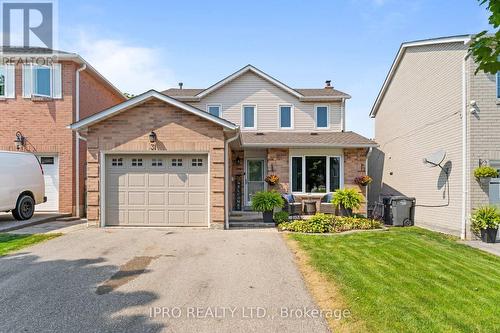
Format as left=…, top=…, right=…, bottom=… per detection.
left=290, top=227, right=500, bottom=333
left=0, top=233, right=60, bottom=256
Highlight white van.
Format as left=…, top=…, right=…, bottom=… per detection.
left=0, top=151, right=46, bottom=220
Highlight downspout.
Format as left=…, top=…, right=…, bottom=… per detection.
left=224, top=131, right=240, bottom=229
left=341, top=98, right=346, bottom=131
left=75, top=63, right=87, bottom=217
left=366, top=147, right=373, bottom=216
left=460, top=53, right=469, bottom=240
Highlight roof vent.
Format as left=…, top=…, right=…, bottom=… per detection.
left=310, top=132, right=319, bottom=136
left=325, top=80, right=333, bottom=89
left=256, top=132, right=265, bottom=136
left=178, top=82, right=183, bottom=90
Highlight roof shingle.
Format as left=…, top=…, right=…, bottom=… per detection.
left=240, top=131, right=376, bottom=147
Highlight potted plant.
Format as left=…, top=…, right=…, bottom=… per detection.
left=332, top=188, right=364, bottom=217
left=471, top=205, right=500, bottom=243
left=251, top=190, right=284, bottom=223
left=473, top=166, right=498, bottom=186
left=265, top=174, right=280, bottom=186
left=354, top=175, right=373, bottom=187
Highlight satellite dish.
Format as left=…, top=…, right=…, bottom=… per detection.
left=423, top=149, right=446, bottom=168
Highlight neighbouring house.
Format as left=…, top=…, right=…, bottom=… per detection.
left=0, top=47, right=126, bottom=215
left=69, top=65, right=376, bottom=228
left=368, top=35, right=500, bottom=240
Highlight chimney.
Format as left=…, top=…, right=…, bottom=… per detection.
left=178, top=82, right=183, bottom=90
left=325, top=80, right=332, bottom=89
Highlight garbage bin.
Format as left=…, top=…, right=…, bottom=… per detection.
left=389, top=196, right=416, bottom=227
left=382, top=196, right=393, bottom=225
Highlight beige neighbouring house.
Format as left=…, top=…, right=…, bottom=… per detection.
left=368, top=35, right=500, bottom=240
left=69, top=65, right=376, bottom=228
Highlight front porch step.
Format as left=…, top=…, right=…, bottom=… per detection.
left=229, top=222, right=276, bottom=229
left=229, top=211, right=263, bottom=222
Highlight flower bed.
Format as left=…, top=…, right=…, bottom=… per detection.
left=278, top=213, right=382, bottom=233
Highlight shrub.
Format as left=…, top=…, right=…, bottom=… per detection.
left=251, top=190, right=284, bottom=212
left=278, top=213, right=382, bottom=233
left=474, top=166, right=499, bottom=179
left=471, top=205, right=500, bottom=234
left=273, top=211, right=289, bottom=225
left=332, top=188, right=364, bottom=211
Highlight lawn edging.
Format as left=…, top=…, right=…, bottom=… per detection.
left=279, top=226, right=389, bottom=236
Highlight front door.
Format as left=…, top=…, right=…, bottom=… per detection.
left=245, top=159, right=265, bottom=206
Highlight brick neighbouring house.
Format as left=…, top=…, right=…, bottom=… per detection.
left=69, top=65, right=376, bottom=229
left=0, top=47, right=125, bottom=215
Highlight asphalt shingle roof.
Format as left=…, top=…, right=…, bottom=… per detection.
left=0, top=46, right=74, bottom=55
left=240, top=131, right=376, bottom=147
left=163, top=87, right=350, bottom=98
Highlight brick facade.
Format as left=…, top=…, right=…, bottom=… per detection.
left=266, top=148, right=289, bottom=193
left=0, top=61, right=123, bottom=214
left=85, top=100, right=226, bottom=227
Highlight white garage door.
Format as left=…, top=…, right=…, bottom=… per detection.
left=36, top=155, right=59, bottom=211
left=105, top=154, right=208, bottom=226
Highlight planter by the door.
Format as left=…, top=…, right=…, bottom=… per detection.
left=262, top=211, right=274, bottom=223
left=478, top=177, right=491, bottom=187
left=339, top=205, right=353, bottom=217
left=480, top=228, right=498, bottom=243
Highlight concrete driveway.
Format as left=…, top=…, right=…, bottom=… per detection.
left=0, top=227, right=330, bottom=333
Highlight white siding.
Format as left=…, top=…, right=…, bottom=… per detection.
left=189, top=71, right=342, bottom=132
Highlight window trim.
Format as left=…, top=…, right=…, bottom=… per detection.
left=496, top=72, right=500, bottom=99
left=278, top=104, right=294, bottom=129
left=289, top=154, right=344, bottom=194
left=207, top=104, right=222, bottom=118
left=314, top=104, right=330, bottom=129
left=32, top=65, right=53, bottom=98
left=0, top=66, right=5, bottom=97
left=241, top=104, right=257, bottom=130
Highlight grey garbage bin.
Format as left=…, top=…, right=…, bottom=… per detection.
left=389, top=196, right=416, bottom=226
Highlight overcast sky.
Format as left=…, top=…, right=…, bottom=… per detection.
left=59, top=0, right=492, bottom=137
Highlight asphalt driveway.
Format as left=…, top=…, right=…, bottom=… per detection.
left=0, top=227, right=330, bottom=333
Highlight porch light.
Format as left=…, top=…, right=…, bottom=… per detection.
left=149, top=131, right=157, bottom=143
left=235, top=156, right=241, bottom=165
left=14, top=131, right=25, bottom=150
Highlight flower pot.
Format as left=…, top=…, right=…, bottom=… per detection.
left=480, top=228, right=498, bottom=243
left=262, top=211, right=274, bottom=223
left=339, top=206, right=353, bottom=217
left=478, top=177, right=491, bottom=187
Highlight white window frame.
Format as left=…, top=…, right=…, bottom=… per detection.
left=496, top=72, right=500, bottom=99
left=289, top=155, right=344, bottom=194
left=314, top=104, right=330, bottom=129
left=0, top=66, right=5, bottom=97
left=32, top=65, right=53, bottom=98
left=241, top=104, right=257, bottom=130
left=207, top=104, right=222, bottom=118
left=278, top=104, right=294, bottom=129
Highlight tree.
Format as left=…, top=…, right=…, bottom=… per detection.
left=469, top=0, right=500, bottom=75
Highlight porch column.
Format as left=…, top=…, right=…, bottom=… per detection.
left=266, top=148, right=289, bottom=193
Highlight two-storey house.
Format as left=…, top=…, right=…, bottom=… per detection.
left=0, top=47, right=125, bottom=216
left=69, top=65, right=376, bottom=228
left=368, top=35, right=500, bottom=240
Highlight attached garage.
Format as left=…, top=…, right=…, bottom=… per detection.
left=104, top=154, right=209, bottom=226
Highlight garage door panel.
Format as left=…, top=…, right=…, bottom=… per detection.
left=106, top=154, right=208, bottom=226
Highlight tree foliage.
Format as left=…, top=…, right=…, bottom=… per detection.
left=469, top=0, right=500, bottom=74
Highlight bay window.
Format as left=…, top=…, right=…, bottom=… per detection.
left=291, top=156, right=342, bottom=193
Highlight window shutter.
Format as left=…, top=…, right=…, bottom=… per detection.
left=52, top=63, right=62, bottom=98
left=5, top=65, right=15, bottom=98
left=22, top=64, right=32, bottom=97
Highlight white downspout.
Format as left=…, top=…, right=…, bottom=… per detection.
left=366, top=147, right=373, bottom=216
left=75, top=63, right=87, bottom=217
left=341, top=98, right=346, bottom=131
left=460, top=54, right=468, bottom=240
left=224, top=131, right=240, bottom=229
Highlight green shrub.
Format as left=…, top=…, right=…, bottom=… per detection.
left=273, top=211, right=289, bottom=225
left=471, top=205, right=500, bottom=234
left=251, top=190, right=284, bottom=212
left=474, top=166, right=499, bottom=179
left=332, top=188, right=364, bottom=211
left=278, top=213, right=382, bottom=233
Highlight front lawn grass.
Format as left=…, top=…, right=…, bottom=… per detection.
left=0, top=233, right=60, bottom=256
left=289, top=227, right=500, bottom=333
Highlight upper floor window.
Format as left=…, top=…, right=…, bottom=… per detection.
left=242, top=105, right=256, bottom=129
left=497, top=72, right=500, bottom=99
left=279, top=105, right=293, bottom=129
left=0, top=65, right=15, bottom=98
left=207, top=104, right=222, bottom=117
left=22, top=64, right=62, bottom=99
left=315, top=105, right=329, bottom=128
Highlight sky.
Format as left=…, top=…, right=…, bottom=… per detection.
left=55, top=0, right=493, bottom=138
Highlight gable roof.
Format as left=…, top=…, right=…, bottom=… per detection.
left=68, top=90, right=238, bottom=131
left=163, top=65, right=351, bottom=101
left=369, top=35, right=472, bottom=118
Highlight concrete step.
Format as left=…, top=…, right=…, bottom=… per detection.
left=229, top=211, right=263, bottom=222
left=55, top=216, right=82, bottom=222
left=229, top=222, right=276, bottom=229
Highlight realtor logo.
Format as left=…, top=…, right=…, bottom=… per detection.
left=1, top=0, right=57, bottom=50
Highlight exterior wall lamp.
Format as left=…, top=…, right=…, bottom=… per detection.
left=14, top=131, right=25, bottom=150
left=235, top=155, right=241, bottom=165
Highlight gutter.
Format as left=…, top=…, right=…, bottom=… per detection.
left=241, top=143, right=378, bottom=148
left=75, top=63, right=86, bottom=218
left=224, top=131, right=240, bottom=229
left=461, top=51, right=470, bottom=240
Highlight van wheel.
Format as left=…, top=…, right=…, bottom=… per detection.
left=12, top=195, right=35, bottom=221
